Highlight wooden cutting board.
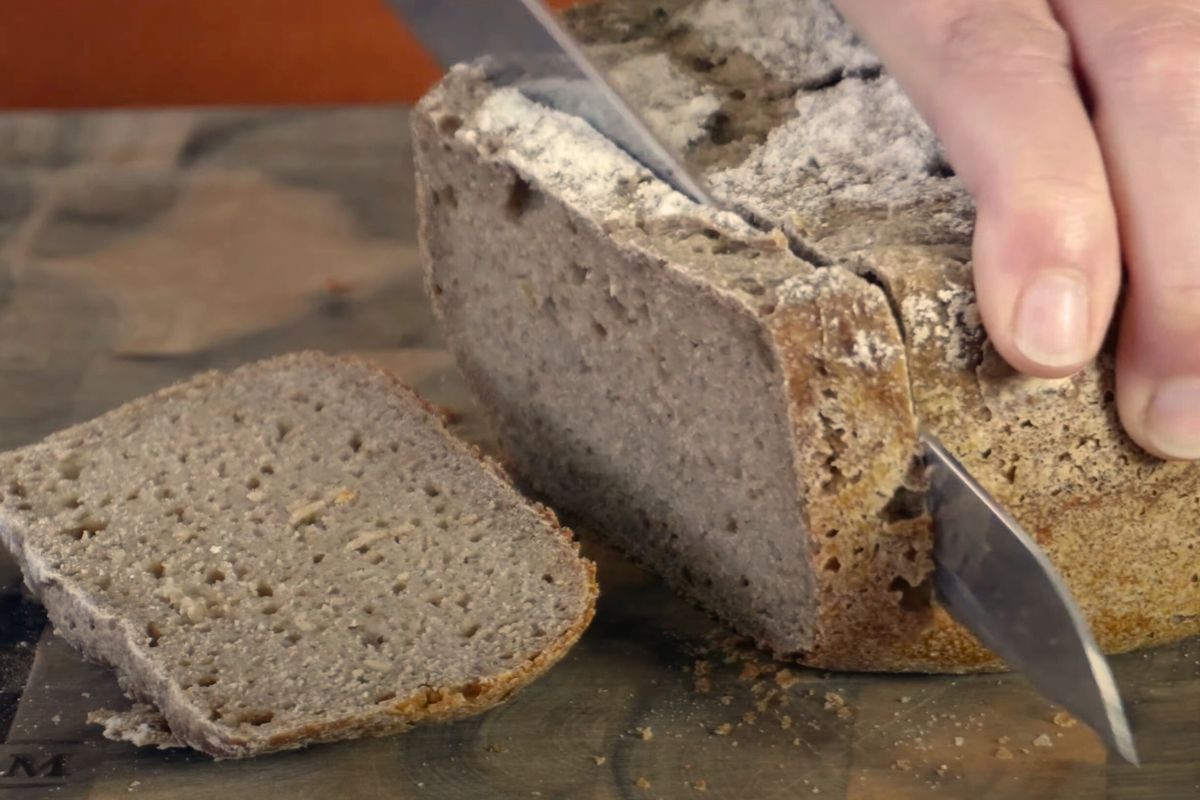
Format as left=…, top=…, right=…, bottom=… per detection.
left=0, top=106, right=1194, bottom=800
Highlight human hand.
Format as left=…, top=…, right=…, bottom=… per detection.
left=832, top=0, right=1200, bottom=460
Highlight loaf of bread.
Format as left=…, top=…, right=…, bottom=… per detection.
left=412, top=0, right=1200, bottom=672
left=0, top=353, right=597, bottom=757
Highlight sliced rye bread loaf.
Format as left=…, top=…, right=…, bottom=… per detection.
left=412, top=0, right=1200, bottom=672
left=0, top=352, right=597, bottom=758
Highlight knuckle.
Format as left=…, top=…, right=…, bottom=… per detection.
left=1100, top=8, right=1200, bottom=102
left=1141, top=281, right=1200, bottom=323
left=930, top=4, right=1073, bottom=81
left=977, top=171, right=1111, bottom=234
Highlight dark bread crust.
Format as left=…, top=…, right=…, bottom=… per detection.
left=0, top=352, right=598, bottom=758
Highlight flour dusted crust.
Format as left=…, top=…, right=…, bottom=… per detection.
left=414, top=0, right=1200, bottom=672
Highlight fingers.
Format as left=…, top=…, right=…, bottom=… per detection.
left=1050, top=0, right=1200, bottom=459
left=832, top=0, right=1121, bottom=377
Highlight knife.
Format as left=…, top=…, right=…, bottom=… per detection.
left=390, top=0, right=1138, bottom=764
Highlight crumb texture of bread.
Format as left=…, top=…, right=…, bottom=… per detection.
left=0, top=352, right=597, bottom=757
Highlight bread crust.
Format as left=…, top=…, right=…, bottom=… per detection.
left=0, top=352, right=599, bottom=757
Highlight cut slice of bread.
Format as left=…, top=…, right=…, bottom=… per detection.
left=0, top=352, right=597, bottom=758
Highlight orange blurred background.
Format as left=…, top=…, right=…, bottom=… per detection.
left=0, top=0, right=580, bottom=110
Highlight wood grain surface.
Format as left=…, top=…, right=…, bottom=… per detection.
left=0, top=107, right=1195, bottom=799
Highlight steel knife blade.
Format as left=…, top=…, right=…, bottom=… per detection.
left=389, top=0, right=1138, bottom=764
left=389, top=0, right=714, bottom=204
left=923, top=431, right=1137, bottom=764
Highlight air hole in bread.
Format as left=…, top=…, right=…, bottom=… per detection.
left=62, top=496, right=83, bottom=510
left=146, top=621, right=164, bottom=647
left=155, top=487, right=173, bottom=500
left=823, top=557, right=841, bottom=573
left=237, top=710, right=274, bottom=727
left=707, top=111, right=734, bottom=145
left=276, top=421, right=292, bottom=442
left=60, top=519, right=108, bottom=540
left=56, top=458, right=83, bottom=481
left=592, top=320, right=608, bottom=339
left=206, top=568, right=226, bottom=584
left=437, top=114, right=463, bottom=135
left=261, top=604, right=280, bottom=616
left=369, top=553, right=385, bottom=565
left=542, top=573, right=555, bottom=584
left=197, top=674, right=218, bottom=687
left=423, top=483, right=441, bottom=498
left=360, top=631, right=385, bottom=648
left=889, top=575, right=932, bottom=612
left=880, top=486, right=926, bottom=523
left=391, top=581, right=407, bottom=595
left=311, top=553, right=325, bottom=564
left=505, top=176, right=533, bottom=220
left=461, top=623, right=480, bottom=639
left=260, top=464, right=274, bottom=476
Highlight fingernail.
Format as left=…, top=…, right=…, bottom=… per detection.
left=1012, top=271, right=1091, bottom=368
left=1145, top=378, right=1200, bottom=460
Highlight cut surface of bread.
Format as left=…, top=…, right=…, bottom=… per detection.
left=0, top=352, right=597, bottom=758
left=413, top=0, right=1200, bottom=672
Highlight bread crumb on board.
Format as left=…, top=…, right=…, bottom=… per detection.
left=1052, top=711, right=1078, bottom=728
left=1033, top=733, right=1054, bottom=748
left=692, top=778, right=708, bottom=791
left=712, top=723, right=733, bottom=736
left=636, top=726, right=654, bottom=741
left=635, top=776, right=652, bottom=790
left=995, top=746, right=1015, bottom=760
left=592, top=755, right=606, bottom=766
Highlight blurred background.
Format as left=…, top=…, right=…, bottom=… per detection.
left=0, top=0, right=580, bottom=109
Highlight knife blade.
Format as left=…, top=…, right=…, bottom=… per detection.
left=923, top=431, right=1137, bottom=764
left=390, top=0, right=714, bottom=204
left=389, top=0, right=1138, bottom=764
